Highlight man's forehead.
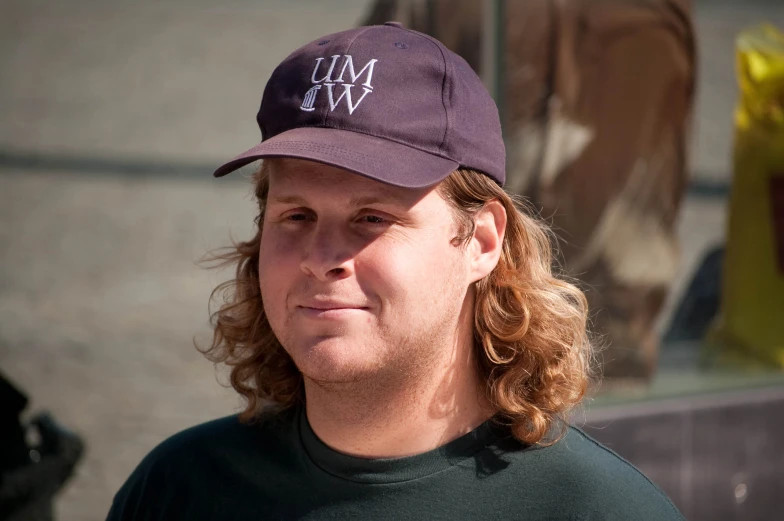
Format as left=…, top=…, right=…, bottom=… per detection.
left=265, top=158, right=433, bottom=204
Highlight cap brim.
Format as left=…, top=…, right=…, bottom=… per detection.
left=212, top=127, right=459, bottom=189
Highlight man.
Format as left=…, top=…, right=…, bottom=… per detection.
left=107, top=23, right=683, bottom=520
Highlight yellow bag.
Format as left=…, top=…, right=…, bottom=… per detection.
left=707, top=24, right=784, bottom=368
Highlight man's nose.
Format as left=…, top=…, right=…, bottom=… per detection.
left=299, top=224, right=354, bottom=281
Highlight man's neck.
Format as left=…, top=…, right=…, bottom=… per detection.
left=303, top=341, right=491, bottom=459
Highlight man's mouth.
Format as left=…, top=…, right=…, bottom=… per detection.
left=296, top=299, right=369, bottom=318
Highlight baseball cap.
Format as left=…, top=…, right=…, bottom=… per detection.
left=213, top=22, right=505, bottom=188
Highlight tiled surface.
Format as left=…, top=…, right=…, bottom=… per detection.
left=584, top=388, right=784, bottom=521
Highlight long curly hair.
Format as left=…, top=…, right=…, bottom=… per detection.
left=201, top=162, right=595, bottom=446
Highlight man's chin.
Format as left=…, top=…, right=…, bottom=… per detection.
left=285, top=337, right=383, bottom=385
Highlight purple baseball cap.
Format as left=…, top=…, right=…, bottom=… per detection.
left=213, top=22, right=505, bottom=188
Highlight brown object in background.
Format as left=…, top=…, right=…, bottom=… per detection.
left=363, top=0, right=696, bottom=382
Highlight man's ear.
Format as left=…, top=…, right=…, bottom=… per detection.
left=467, top=200, right=507, bottom=284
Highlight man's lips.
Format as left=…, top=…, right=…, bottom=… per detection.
left=295, top=300, right=370, bottom=318
left=296, top=305, right=368, bottom=320
left=299, top=304, right=365, bottom=310
left=296, top=298, right=368, bottom=309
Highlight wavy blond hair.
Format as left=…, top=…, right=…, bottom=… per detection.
left=202, top=162, right=594, bottom=446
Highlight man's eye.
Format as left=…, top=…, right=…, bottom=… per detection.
left=361, top=215, right=386, bottom=224
left=286, top=212, right=311, bottom=222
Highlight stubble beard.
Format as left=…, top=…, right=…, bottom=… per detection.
left=288, top=315, right=455, bottom=394
left=302, top=299, right=468, bottom=416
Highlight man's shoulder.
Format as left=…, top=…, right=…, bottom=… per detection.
left=547, top=425, right=655, bottom=478
left=522, top=425, right=684, bottom=520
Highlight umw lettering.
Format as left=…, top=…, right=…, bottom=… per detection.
left=325, top=84, right=371, bottom=114
left=300, top=54, right=378, bottom=115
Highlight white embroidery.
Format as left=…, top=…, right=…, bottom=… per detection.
left=300, top=85, right=322, bottom=111
left=325, top=84, right=372, bottom=115
left=334, top=56, right=378, bottom=88
left=311, top=55, right=341, bottom=83
left=300, top=54, right=378, bottom=114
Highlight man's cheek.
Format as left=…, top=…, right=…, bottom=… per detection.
left=259, top=273, right=283, bottom=318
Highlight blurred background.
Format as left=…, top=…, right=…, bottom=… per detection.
left=1, top=0, right=783, bottom=520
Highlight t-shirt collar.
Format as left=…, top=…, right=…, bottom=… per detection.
left=297, top=407, right=505, bottom=484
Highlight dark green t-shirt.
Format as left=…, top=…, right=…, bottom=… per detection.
left=107, top=408, right=683, bottom=520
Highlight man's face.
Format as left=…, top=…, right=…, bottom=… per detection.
left=258, top=158, right=471, bottom=386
